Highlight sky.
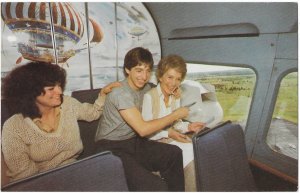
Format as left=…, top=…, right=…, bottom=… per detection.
left=187, top=63, right=247, bottom=73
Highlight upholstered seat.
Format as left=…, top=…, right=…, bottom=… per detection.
left=192, top=121, right=257, bottom=191
left=71, top=88, right=102, bottom=159
left=2, top=151, right=128, bottom=191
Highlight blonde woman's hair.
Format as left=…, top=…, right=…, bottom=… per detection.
left=156, top=55, right=187, bottom=81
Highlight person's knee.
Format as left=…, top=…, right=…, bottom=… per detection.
left=147, top=178, right=168, bottom=192
left=127, top=172, right=168, bottom=191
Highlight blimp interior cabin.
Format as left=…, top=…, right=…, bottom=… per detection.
left=0, top=2, right=298, bottom=192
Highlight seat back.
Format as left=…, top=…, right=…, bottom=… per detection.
left=2, top=151, right=128, bottom=191
left=71, top=89, right=101, bottom=159
left=192, top=121, right=257, bottom=191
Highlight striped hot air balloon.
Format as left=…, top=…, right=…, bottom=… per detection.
left=1, top=2, right=103, bottom=64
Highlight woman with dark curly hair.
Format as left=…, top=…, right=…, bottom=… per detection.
left=1, top=61, right=120, bottom=182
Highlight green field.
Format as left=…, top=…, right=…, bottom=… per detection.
left=193, top=72, right=298, bottom=124
left=273, top=72, right=298, bottom=123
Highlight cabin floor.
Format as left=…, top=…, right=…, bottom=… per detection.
left=250, top=164, right=298, bottom=191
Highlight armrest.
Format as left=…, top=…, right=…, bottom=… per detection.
left=2, top=151, right=128, bottom=191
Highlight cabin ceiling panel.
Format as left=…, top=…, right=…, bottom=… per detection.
left=160, top=34, right=277, bottom=68
left=145, top=3, right=297, bottom=39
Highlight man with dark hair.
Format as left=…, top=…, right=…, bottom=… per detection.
left=95, top=47, right=189, bottom=191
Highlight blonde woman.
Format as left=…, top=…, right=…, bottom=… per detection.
left=142, top=55, right=206, bottom=191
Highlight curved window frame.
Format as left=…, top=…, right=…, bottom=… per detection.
left=266, top=71, right=298, bottom=160
left=251, top=59, right=298, bottom=179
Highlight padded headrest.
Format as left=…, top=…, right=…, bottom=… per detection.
left=180, top=80, right=223, bottom=128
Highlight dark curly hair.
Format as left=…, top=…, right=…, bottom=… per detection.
left=123, top=47, right=154, bottom=77
left=2, top=61, right=66, bottom=119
